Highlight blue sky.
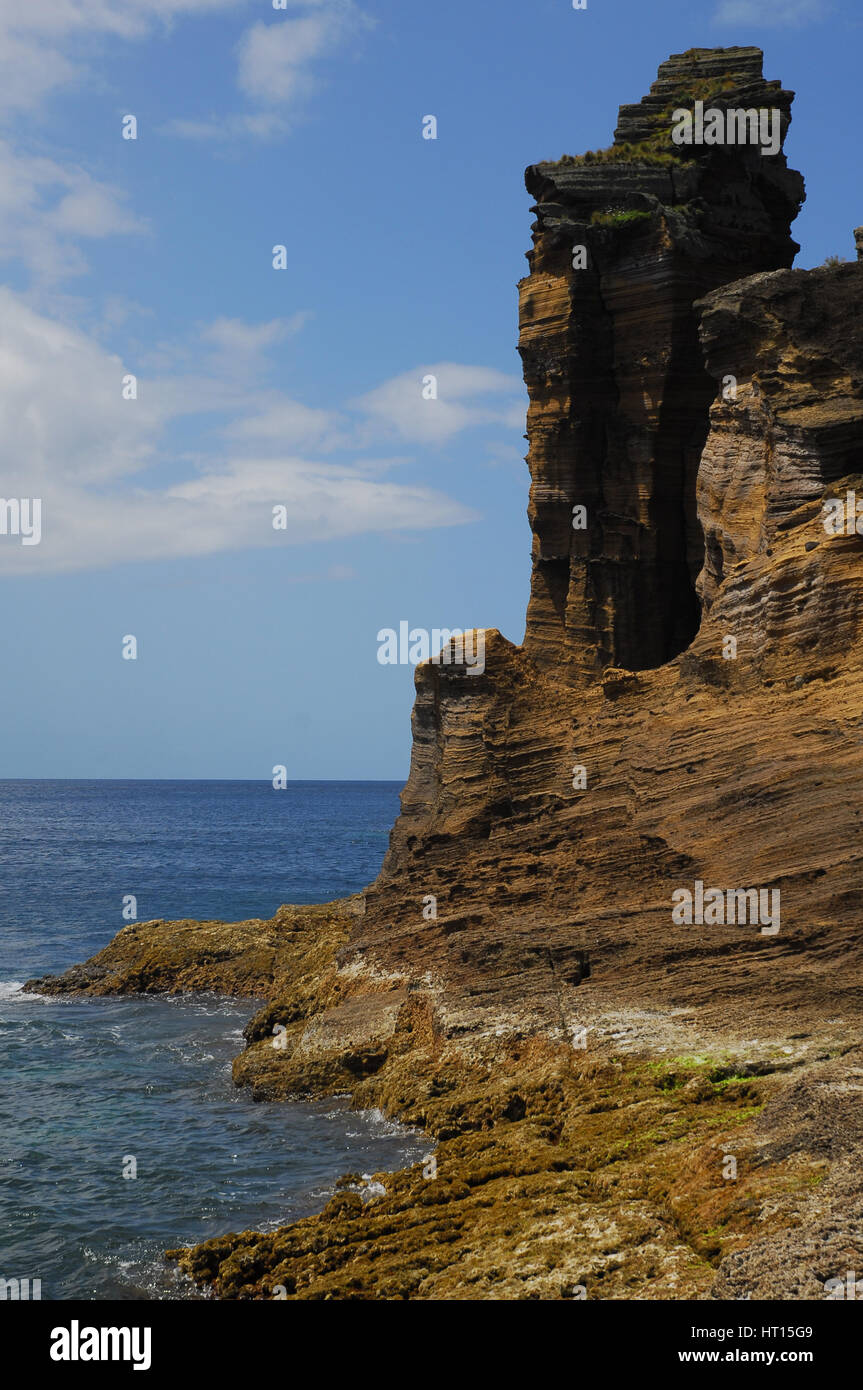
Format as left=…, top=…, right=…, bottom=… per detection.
left=0, top=0, right=857, bottom=778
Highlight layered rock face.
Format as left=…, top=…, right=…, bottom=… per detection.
left=361, top=51, right=862, bottom=1031
left=691, top=263, right=863, bottom=686
left=362, top=51, right=862, bottom=1034
left=519, top=46, right=803, bottom=681
left=30, top=48, right=863, bottom=1301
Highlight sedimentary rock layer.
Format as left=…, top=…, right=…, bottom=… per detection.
left=519, top=46, right=804, bottom=681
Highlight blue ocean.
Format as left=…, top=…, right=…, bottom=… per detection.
left=0, top=780, right=425, bottom=1300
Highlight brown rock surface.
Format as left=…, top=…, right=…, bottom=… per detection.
left=27, top=899, right=361, bottom=999
left=28, top=48, right=863, bottom=1300
left=519, top=46, right=803, bottom=682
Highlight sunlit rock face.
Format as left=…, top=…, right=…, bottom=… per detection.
left=364, top=49, right=863, bottom=1051
left=694, top=262, right=863, bottom=634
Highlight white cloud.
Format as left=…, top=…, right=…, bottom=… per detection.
left=200, top=314, right=310, bottom=356
left=0, top=0, right=243, bottom=37
left=97, top=295, right=155, bottom=333
left=0, top=0, right=371, bottom=139
left=0, top=140, right=144, bottom=280
left=166, top=457, right=469, bottom=541
left=225, top=362, right=527, bottom=455
left=237, top=16, right=337, bottom=105
left=135, top=313, right=314, bottom=404
left=51, top=182, right=141, bottom=238
left=5, top=462, right=476, bottom=574
left=355, top=364, right=526, bottom=445
left=166, top=3, right=372, bottom=141
left=0, top=0, right=252, bottom=111
left=0, top=291, right=499, bottom=575
left=0, top=288, right=165, bottom=488
left=0, top=32, right=78, bottom=112
left=713, top=0, right=831, bottom=25
left=160, top=111, right=290, bottom=141
left=0, top=5, right=490, bottom=577
left=226, top=399, right=342, bottom=450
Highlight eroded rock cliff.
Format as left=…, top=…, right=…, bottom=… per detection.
left=520, top=45, right=804, bottom=681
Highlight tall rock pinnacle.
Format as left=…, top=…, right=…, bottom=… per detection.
left=519, top=46, right=805, bottom=681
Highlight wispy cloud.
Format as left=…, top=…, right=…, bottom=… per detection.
left=225, top=399, right=343, bottom=451
left=199, top=313, right=312, bottom=362
left=0, top=140, right=145, bottom=280
left=354, top=365, right=526, bottom=445
left=0, top=292, right=514, bottom=575
left=0, top=0, right=252, bottom=112
left=166, top=2, right=373, bottom=143
left=160, top=111, right=291, bottom=142
left=713, top=0, right=832, bottom=26
left=0, top=1, right=371, bottom=141
left=236, top=14, right=339, bottom=105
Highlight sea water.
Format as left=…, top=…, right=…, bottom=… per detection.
left=0, top=780, right=423, bottom=1300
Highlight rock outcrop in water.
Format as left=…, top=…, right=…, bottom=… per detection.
left=29, top=47, right=863, bottom=1302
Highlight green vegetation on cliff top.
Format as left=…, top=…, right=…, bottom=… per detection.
left=550, top=73, right=743, bottom=170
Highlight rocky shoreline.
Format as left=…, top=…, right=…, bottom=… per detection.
left=27, top=46, right=863, bottom=1299
left=27, top=898, right=863, bottom=1300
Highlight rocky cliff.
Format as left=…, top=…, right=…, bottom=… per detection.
left=29, top=47, right=863, bottom=1301
left=520, top=46, right=804, bottom=681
